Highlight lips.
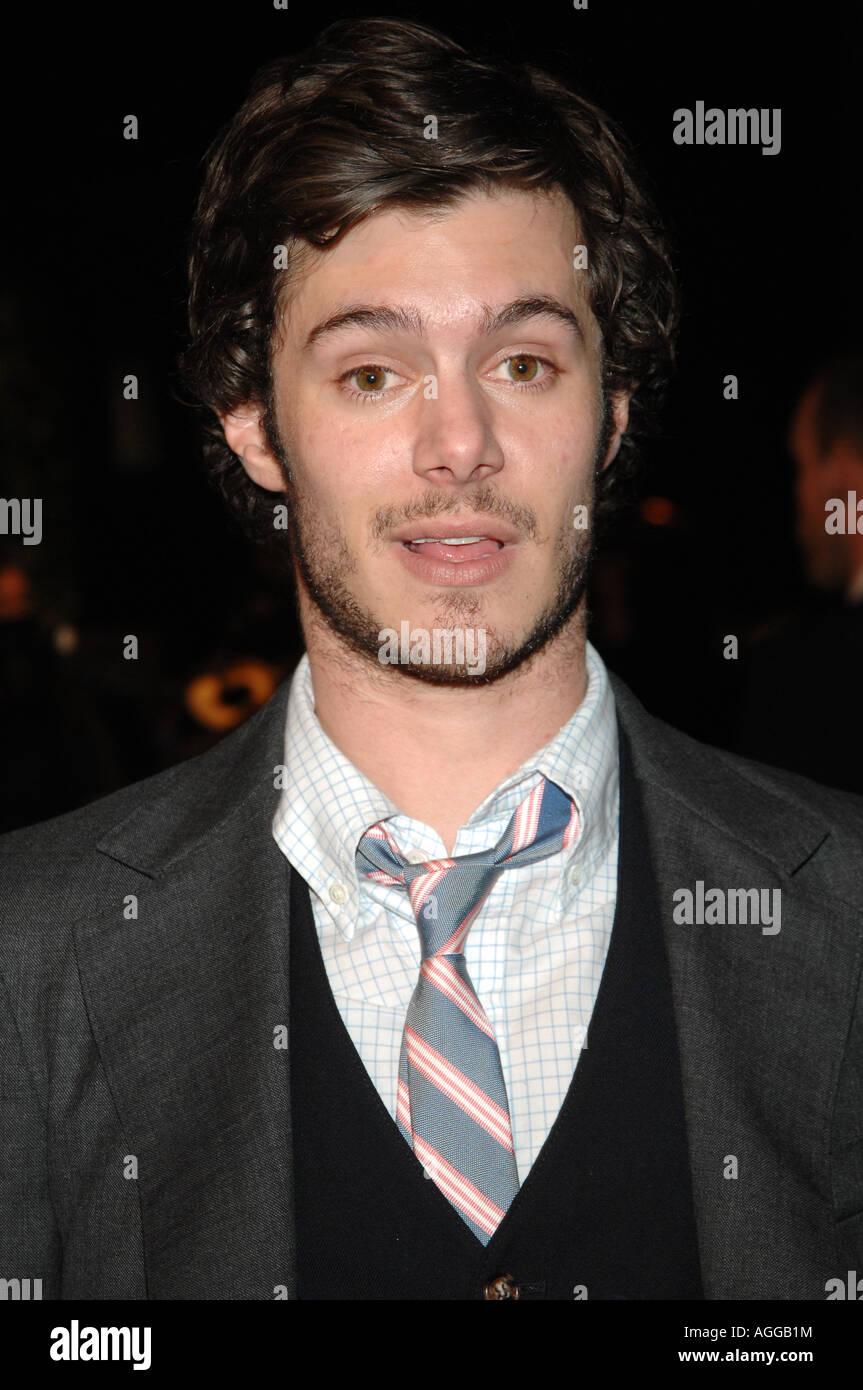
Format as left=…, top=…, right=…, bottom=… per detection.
left=403, top=536, right=503, bottom=562
left=391, top=519, right=518, bottom=544
left=389, top=518, right=518, bottom=584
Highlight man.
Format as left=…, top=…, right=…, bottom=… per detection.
left=738, top=357, right=863, bottom=792
left=1, top=17, right=862, bottom=1302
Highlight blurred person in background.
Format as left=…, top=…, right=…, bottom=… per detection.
left=0, top=556, right=126, bottom=829
left=738, top=355, right=863, bottom=792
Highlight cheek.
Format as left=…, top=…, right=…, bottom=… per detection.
left=288, top=418, right=346, bottom=503
left=535, top=390, right=599, bottom=459
left=294, top=400, right=395, bottom=490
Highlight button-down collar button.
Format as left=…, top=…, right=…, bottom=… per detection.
left=483, top=1273, right=520, bottom=1300
left=568, top=863, right=582, bottom=888
left=328, top=882, right=348, bottom=904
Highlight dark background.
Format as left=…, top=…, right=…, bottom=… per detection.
left=1, top=0, right=859, bottom=829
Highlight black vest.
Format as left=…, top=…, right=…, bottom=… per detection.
left=289, top=723, right=704, bottom=1300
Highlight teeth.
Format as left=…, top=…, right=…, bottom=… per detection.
left=411, top=536, right=487, bottom=545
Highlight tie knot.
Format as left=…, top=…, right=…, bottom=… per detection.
left=355, top=778, right=579, bottom=957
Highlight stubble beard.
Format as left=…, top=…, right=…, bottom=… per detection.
left=267, top=408, right=607, bottom=686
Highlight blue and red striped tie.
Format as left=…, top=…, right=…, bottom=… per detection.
left=356, top=777, right=579, bottom=1244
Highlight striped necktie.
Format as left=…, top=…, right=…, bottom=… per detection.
left=356, top=777, right=579, bottom=1244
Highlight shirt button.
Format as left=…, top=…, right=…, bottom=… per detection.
left=328, top=882, right=348, bottom=904
left=568, top=864, right=582, bottom=888
left=483, top=1273, right=520, bottom=1300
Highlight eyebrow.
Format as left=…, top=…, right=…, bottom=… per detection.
left=302, top=295, right=586, bottom=351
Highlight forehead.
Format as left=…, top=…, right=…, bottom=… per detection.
left=277, top=186, right=595, bottom=342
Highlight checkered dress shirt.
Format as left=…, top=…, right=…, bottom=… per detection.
left=272, top=640, right=620, bottom=1182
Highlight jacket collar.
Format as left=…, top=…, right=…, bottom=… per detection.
left=95, top=666, right=838, bottom=887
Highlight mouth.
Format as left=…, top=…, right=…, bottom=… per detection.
left=391, top=521, right=517, bottom=586
left=391, top=521, right=517, bottom=565
left=402, top=536, right=503, bottom=563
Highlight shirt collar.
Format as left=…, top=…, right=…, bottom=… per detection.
left=272, top=654, right=398, bottom=935
left=272, top=640, right=618, bottom=937
left=451, top=639, right=618, bottom=904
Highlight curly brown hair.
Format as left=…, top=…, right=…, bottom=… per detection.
left=180, top=16, right=679, bottom=541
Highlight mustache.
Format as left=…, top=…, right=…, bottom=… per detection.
left=369, top=484, right=539, bottom=542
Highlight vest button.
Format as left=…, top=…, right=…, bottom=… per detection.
left=483, top=1273, right=520, bottom=1300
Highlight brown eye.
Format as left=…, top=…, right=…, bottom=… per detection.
left=354, top=366, right=386, bottom=391
left=507, top=355, right=540, bottom=382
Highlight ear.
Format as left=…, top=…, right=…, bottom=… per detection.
left=219, top=403, right=285, bottom=492
left=601, top=390, right=631, bottom=470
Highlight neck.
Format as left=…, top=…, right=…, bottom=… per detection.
left=300, top=599, right=589, bottom=856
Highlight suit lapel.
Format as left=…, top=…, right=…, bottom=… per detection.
left=610, top=673, right=861, bottom=1298
left=74, top=686, right=296, bottom=1298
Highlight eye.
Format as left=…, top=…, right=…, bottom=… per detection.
left=490, top=354, right=557, bottom=390
left=338, top=364, right=403, bottom=403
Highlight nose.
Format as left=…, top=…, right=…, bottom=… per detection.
left=410, top=373, right=506, bottom=488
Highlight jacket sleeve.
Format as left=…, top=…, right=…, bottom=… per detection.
left=0, top=967, right=62, bottom=1298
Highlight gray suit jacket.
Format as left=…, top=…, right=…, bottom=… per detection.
left=1, top=670, right=862, bottom=1300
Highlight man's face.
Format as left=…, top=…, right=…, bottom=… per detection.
left=252, top=187, right=626, bottom=681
